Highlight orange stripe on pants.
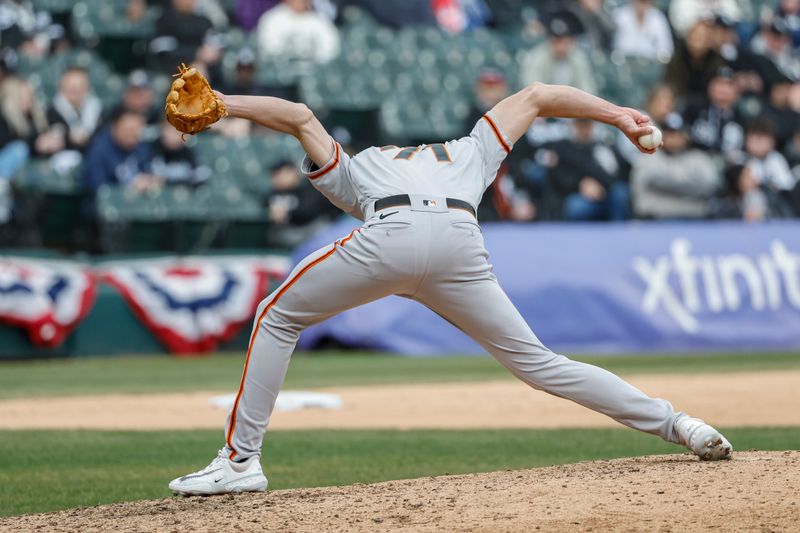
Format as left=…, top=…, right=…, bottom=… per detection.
left=226, top=229, right=359, bottom=459
left=226, top=246, right=337, bottom=459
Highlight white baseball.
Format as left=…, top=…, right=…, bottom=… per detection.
left=638, top=127, right=662, bottom=150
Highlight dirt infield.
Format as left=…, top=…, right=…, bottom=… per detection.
left=1, top=370, right=798, bottom=430
left=3, top=451, right=797, bottom=532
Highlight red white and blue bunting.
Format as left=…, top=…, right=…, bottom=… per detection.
left=0, top=258, right=96, bottom=347
left=101, top=256, right=289, bottom=354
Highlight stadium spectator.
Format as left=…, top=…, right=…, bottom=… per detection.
left=716, top=163, right=770, bottom=221
left=631, top=113, right=721, bottom=219
left=150, top=121, right=210, bottom=185
left=265, top=160, right=332, bottom=247
left=112, top=70, right=160, bottom=140
left=776, top=0, right=800, bottom=48
left=760, top=70, right=800, bottom=150
left=256, top=0, right=340, bottom=64
left=665, top=20, right=726, bottom=104
left=785, top=129, right=800, bottom=176
left=711, top=14, right=769, bottom=97
left=644, top=84, right=678, bottom=126
left=195, top=0, right=230, bottom=29
left=464, top=68, right=510, bottom=131
left=82, top=109, right=161, bottom=194
left=126, top=0, right=146, bottom=23
left=0, top=77, right=64, bottom=159
left=519, top=15, right=597, bottom=94
left=668, top=0, right=747, bottom=37
left=477, top=169, right=538, bottom=222
left=215, top=49, right=285, bottom=137
left=432, top=0, right=491, bottom=33
left=0, top=91, right=32, bottom=188
left=47, top=67, right=102, bottom=153
left=743, top=117, right=796, bottom=196
left=684, top=66, right=745, bottom=157
left=0, top=76, right=47, bottom=224
left=474, top=85, right=538, bottom=225
left=150, top=0, right=222, bottom=74
left=219, top=48, right=271, bottom=96
left=612, top=0, right=674, bottom=62
left=574, top=0, right=616, bottom=52
left=541, top=119, right=628, bottom=221
left=750, top=17, right=800, bottom=81
left=0, top=0, right=38, bottom=50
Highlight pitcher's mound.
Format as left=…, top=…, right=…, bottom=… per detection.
left=4, top=451, right=798, bottom=532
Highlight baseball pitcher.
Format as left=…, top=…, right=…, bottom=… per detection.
left=166, top=74, right=732, bottom=496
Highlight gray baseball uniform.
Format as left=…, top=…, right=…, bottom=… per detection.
left=224, top=113, right=684, bottom=460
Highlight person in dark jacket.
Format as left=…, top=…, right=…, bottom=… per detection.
left=150, top=120, right=210, bottom=185
left=82, top=109, right=161, bottom=193
left=463, top=68, right=511, bottom=134
left=150, top=0, right=221, bottom=74
left=541, top=118, right=628, bottom=221
left=265, top=160, right=334, bottom=247
left=683, top=66, right=745, bottom=157
left=759, top=70, right=800, bottom=151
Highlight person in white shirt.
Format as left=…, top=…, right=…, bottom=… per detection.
left=256, top=0, right=340, bottom=64
left=668, top=0, right=749, bottom=37
left=613, top=0, right=674, bottom=62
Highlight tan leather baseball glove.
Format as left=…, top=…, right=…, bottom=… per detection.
left=165, top=64, right=226, bottom=136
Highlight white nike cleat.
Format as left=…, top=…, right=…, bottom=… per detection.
left=169, top=449, right=268, bottom=496
left=675, top=415, right=733, bottom=461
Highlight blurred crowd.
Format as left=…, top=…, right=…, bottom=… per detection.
left=466, top=1, right=800, bottom=223
left=0, top=0, right=798, bottom=254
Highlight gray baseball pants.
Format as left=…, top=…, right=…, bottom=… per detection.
left=225, top=199, right=683, bottom=459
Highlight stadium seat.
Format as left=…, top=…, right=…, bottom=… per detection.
left=340, top=5, right=381, bottom=32
left=381, top=94, right=469, bottom=143
left=31, top=0, right=74, bottom=14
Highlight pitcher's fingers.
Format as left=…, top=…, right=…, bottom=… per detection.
left=631, top=124, right=653, bottom=138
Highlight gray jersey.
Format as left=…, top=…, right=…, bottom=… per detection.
left=301, top=113, right=513, bottom=219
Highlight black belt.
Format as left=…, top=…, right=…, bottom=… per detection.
left=373, top=195, right=475, bottom=217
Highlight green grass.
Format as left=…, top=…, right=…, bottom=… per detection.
left=1, top=427, right=798, bottom=518
left=0, top=351, right=798, bottom=399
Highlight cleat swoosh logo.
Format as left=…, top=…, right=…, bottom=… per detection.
left=180, top=468, right=222, bottom=482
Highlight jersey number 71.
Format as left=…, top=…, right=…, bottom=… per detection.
left=381, top=144, right=452, bottom=163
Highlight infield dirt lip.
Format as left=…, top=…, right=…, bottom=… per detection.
left=1, top=370, right=798, bottom=431
left=3, top=451, right=798, bottom=532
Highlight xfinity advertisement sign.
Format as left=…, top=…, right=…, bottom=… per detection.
left=297, top=220, right=800, bottom=355
left=633, top=238, right=800, bottom=334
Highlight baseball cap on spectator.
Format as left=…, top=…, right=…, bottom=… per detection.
left=477, top=68, right=506, bottom=85
left=0, top=48, right=17, bottom=75
left=331, top=126, right=352, bottom=148
left=127, top=69, right=151, bottom=89
left=662, top=113, right=686, bottom=133
left=713, top=14, right=735, bottom=29
left=712, top=66, right=736, bottom=81
left=767, top=17, right=790, bottom=36
left=547, top=17, right=573, bottom=38
left=236, top=47, right=256, bottom=68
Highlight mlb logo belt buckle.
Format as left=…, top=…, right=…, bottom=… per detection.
left=409, top=194, right=448, bottom=213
